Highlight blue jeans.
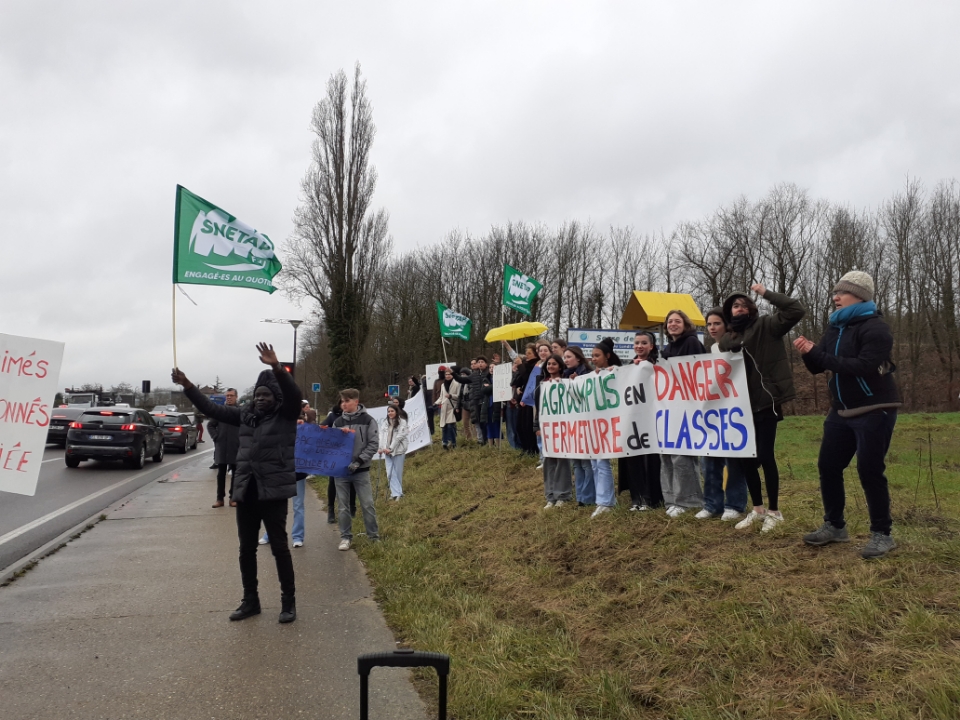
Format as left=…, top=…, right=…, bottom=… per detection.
left=442, top=423, right=457, bottom=447
left=505, top=404, right=519, bottom=449
left=336, top=471, right=379, bottom=541
left=261, top=473, right=306, bottom=544
left=572, top=459, right=595, bottom=505
left=591, top=459, right=615, bottom=507
left=385, top=453, right=405, bottom=497
left=702, top=457, right=747, bottom=514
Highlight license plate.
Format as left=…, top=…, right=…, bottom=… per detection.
left=89, top=435, right=111, bottom=441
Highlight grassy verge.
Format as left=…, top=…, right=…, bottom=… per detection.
left=349, top=413, right=960, bottom=719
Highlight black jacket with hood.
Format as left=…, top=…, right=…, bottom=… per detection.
left=661, top=330, right=705, bottom=359
left=718, top=290, right=805, bottom=413
left=186, top=367, right=302, bottom=502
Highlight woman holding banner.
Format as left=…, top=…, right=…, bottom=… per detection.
left=534, top=354, right=573, bottom=508
left=562, top=346, right=595, bottom=505
left=436, top=368, right=463, bottom=449
left=719, top=284, right=805, bottom=533
left=513, top=344, right=539, bottom=456
left=659, top=310, right=706, bottom=517
left=589, top=338, right=622, bottom=518
left=378, top=403, right=409, bottom=499
left=618, top=331, right=665, bottom=511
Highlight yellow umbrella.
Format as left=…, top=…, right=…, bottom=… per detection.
left=484, top=321, right=549, bottom=343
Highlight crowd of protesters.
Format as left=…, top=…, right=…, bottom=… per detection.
left=414, top=272, right=901, bottom=560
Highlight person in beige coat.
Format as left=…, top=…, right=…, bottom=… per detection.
left=435, top=368, right=463, bottom=449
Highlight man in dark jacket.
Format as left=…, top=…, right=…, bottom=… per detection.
left=209, top=387, right=240, bottom=508
left=172, top=342, right=302, bottom=623
left=332, top=388, right=380, bottom=551
left=794, top=271, right=901, bottom=559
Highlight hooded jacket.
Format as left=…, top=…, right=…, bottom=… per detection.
left=801, top=304, right=900, bottom=414
left=718, top=290, right=805, bottom=413
left=186, top=366, right=303, bottom=502
left=208, top=413, right=240, bottom=465
left=661, top=329, right=705, bottom=359
left=333, top=404, right=380, bottom=472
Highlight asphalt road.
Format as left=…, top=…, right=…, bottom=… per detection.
left=0, top=441, right=215, bottom=573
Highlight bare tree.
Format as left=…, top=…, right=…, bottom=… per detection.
left=283, top=64, right=391, bottom=390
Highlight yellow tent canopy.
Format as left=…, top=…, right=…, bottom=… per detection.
left=619, top=291, right=706, bottom=329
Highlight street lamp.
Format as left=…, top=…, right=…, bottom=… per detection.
left=260, top=318, right=304, bottom=382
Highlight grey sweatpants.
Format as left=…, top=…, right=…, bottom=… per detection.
left=543, top=457, right=573, bottom=503
left=659, top=454, right=704, bottom=508
left=336, top=471, right=379, bottom=541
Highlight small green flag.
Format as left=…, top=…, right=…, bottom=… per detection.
left=436, top=302, right=472, bottom=340
left=173, top=185, right=282, bottom=293
left=502, top=264, right=542, bottom=316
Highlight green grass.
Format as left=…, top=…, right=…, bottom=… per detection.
left=335, top=414, right=960, bottom=719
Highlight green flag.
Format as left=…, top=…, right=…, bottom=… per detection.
left=173, top=185, right=282, bottom=293
left=502, top=264, right=542, bottom=316
left=436, top=302, right=472, bottom=340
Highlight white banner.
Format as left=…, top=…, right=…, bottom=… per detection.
left=367, top=392, right=432, bottom=459
left=0, top=334, right=65, bottom=496
left=492, top=363, right=513, bottom=402
left=539, top=353, right=755, bottom=459
left=425, top=362, right=456, bottom=385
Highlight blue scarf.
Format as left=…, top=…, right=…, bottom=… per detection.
left=829, top=301, right=876, bottom=328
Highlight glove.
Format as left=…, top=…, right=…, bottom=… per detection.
left=347, top=462, right=360, bottom=474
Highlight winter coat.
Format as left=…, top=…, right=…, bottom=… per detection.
left=563, top=363, right=591, bottom=378
left=512, top=358, right=538, bottom=401
left=661, top=330, right=705, bottom=359
left=333, top=405, right=380, bottom=473
left=378, top=418, right=409, bottom=456
left=319, top=407, right=342, bottom=428
left=718, top=290, right=805, bottom=413
left=435, top=380, right=462, bottom=426
left=474, top=371, right=495, bottom=423
left=801, top=305, right=900, bottom=414
left=300, top=406, right=317, bottom=424
left=186, top=367, right=302, bottom=502
left=208, top=414, right=240, bottom=465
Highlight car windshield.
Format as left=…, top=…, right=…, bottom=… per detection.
left=152, top=415, right=182, bottom=427
left=79, top=412, right=133, bottom=426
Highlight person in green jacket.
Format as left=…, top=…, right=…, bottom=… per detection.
left=719, top=283, right=805, bottom=533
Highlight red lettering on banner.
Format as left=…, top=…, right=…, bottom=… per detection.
left=701, top=361, right=720, bottom=400
left=611, top=416, right=622, bottom=452
left=714, top=359, right=738, bottom=398
left=668, top=368, right=687, bottom=401
left=654, top=365, right=669, bottom=400
left=598, top=418, right=611, bottom=453
left=678, top=363, right=698, bottom=400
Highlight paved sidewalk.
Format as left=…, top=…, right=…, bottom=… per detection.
left=0, top=458, right=428, bottom=720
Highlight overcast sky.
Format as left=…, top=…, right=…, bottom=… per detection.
left=2, top=1, right=957, bottom=393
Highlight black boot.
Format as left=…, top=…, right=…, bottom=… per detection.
left=327, top=509, right=336, bottom=524
left=229, top=595, right=261, bottom=621
left=279, top=595, right=296, bottom=624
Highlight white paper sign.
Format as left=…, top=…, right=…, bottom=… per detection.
left=367, top=393, right=432, bottom=460
left=0, top=334, right=65, bottom=496
left=425, top=362, right=456, bottom=385
left=492, top=363, right=513, bottom=402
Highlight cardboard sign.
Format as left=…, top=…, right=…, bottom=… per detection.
left=492, top=363, right=513, bottom=402
left=0, top=333, right=65, bottom=496
left=294, top=424, right=355, bottom=477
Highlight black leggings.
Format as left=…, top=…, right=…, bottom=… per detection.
left=327, top=477, right=356, bottom=514
left=730, top=407, right=781, bottom=511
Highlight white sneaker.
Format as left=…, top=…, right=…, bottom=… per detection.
left=694, top=509, right=716, bottom=519
left=338, top=539, right=351, bottom=551
left=591, top=505, right=612, bottom=518
left=629, top=504, right=640, bottom=511
left=554, top=500, right=566, bottom=508
left=637, top=504, right=650, bottom=511
left=666, top=505, right=686, bottom=518
left=292, top=540, right=303, bottom=548
left=536, top=463, right=544, bottom=470
left=720, top=509, right=742, bottom=522
left=760, top=511, right=784, bottom=533
left=258, top=535, right=269, bottom=545
left=735, top=510, right=765, bottom=530
left=543, top=501, right=555, bottom=509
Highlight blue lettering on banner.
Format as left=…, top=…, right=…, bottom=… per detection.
left=656, top=408, right=749, bottom=453
left=294, top=424, right=354, bottom=477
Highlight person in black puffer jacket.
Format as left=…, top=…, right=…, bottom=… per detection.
left=172, top=342, right=302, bottom=624
left=794, top=271, right=901, bottom=560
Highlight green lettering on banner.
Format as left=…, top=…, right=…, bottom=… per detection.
left=602, top=373, right=620, bottom=408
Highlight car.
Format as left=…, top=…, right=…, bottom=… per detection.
left=151, top=404, right=178, bottom=414
left=65, top=407, right=165, bottom=469
left=47, top=407, right=86, bottom=447
left=150, top=412, right=199, bottom=453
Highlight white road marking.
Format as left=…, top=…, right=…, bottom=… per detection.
left=0, top=450, right=213, bottom=547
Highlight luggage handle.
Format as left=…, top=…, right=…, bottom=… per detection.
left=358, top=650, right=450, bottom=720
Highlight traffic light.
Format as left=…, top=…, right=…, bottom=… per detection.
left=142, top=380, right=151, bottom=393
left=280, top=362, right=295, bottom=375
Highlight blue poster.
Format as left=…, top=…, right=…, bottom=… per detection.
left=294, top=424, right=355, bottom=477
left=521, top=365, right=541, bottom=406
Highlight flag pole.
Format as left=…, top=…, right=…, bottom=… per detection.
left=172, top=284, right=178, bottom=368
left=441, top=336, right=449, bottom=364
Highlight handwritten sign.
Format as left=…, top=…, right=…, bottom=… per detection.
left=294, top=424, right=354, bottom=477
left=367, top=394, right=432, bottom=458
left=0, top=334, right=65, bottom=496
left=492, top=363, right=513, bottom=402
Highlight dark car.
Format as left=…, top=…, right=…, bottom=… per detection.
left=151, top=412, right=199, bottom=453
left=47, top=407, right=86, bottom=447
left=65, top=408, right=165, bottom=469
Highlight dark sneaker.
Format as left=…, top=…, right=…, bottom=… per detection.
left=279, top=596, right=296, bottom=624
left=803, top=522, right=850, bottom=546
left=229, top=597, right=261, bottom=621
left=861, top=532, right=897, bottom=559
left=327, top=512, right=336, bottom=524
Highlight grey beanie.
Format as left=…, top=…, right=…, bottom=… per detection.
left=834, top=271, right=874, bottom=302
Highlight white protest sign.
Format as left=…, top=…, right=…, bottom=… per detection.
left=492, top=363, right=513, bottom=402
left=367, top=393, right=432, bottom=460
left=0, top=334, right=65, bottom=496
left=425, top=362, right=456, bottom=385
left=539, top=353, right=755, bottom=460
